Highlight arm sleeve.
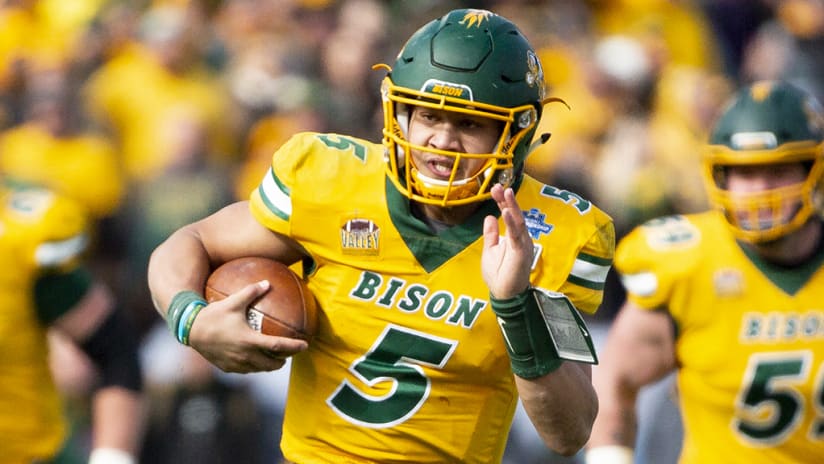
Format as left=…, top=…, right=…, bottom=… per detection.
left=79, top=308, right=143, bottom=393
left=34, top=267, right=93, bottom=325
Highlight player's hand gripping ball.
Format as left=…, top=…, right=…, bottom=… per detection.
left=205, top=257, right=318, bottom=341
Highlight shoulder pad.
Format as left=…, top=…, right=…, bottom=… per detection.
left=615, top=215, right=703, bottom=306
left=2, top=184, right=89, bottom=269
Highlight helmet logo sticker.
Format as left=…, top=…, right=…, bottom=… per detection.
left=730, top=131, right=778, bottom=150
left=459, top=9, right=493, bottom=28
left=750, top=81, right=774, bottom=102
left=526, top=51, right=546, bottom=99
left=422, top=79, right=473, bottom=101
left=523, top=208, right=553, bottom=239
left=340, top=217, right=380, bottom=256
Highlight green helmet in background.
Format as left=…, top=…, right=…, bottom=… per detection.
left=379, top=9, right=548, bottom=206
left=703, top=80, right=824, bottom=242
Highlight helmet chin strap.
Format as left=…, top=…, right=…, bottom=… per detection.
left=414, top=170, right=476, bottom=188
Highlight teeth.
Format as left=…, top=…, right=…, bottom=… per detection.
left=430, top=160, right=453, bottom=175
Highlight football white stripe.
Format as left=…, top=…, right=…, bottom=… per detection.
left=261, top=169, right=292, bottom=217
left=620, top=272, right=659, bottom=297
left=35, top=234, right=88, bottom=267
left=570, top=258, right=610, bottom=284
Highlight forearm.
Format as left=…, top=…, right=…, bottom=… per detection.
left=147, top=226, right=213, bottom=317
left=145, top=203, right=307, bottom=372
left=68, top=303, right=145, bottom=461
left=490, top=288, right=598, bottom=454
left=588, top=370, right=639, bottom=449
left=583, top=370, right=638, bottom=464
left=90, top=386, right=145, bottom=459
left=585, top=303, right=676, bottom=463
left=147, top=202, right=306, bottom=318
left=516, top=362, right=597, bottom=456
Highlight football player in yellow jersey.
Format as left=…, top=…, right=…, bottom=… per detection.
left=0, top=178, right=144, bottom=463
left=0, top=67, right=125, bottom=219
left=148, top=9, right=615, bottom=463
left=587, top=80, right=824, bottom=464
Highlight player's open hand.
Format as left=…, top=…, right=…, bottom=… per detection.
left=482, top=184, right=533, bottom=299
left=187, top=280, right=308, bottom=373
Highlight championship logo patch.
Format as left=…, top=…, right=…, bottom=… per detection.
left=524, top=208, right=553, bottom=240
left=713, top=268, right=744, bottom=297
left=340, top=218, right=380, bottom=256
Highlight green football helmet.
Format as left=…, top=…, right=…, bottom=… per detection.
left=379, top=9, right=550, bottom=206
left=703, top=80, right=824, bottom=242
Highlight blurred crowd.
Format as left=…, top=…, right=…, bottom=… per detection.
left=2, top=0, right=824, bottom=462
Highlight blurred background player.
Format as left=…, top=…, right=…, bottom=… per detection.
left=0, top=177, right=144, bottom=463
left=586, top=80, right=824, bottom=463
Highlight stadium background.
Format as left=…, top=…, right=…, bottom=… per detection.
left=1, top=0, right=820, bottom=462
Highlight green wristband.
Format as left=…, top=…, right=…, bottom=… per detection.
left=491, top=288, right=562, bottom=379
left=177, top=301, right=205, bottom=346
left=166, top=290, right=207, bottom=345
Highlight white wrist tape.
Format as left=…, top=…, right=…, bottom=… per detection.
left=89, top=448, right=136, bottom=464
left=585, top=445, right=634, bottom=464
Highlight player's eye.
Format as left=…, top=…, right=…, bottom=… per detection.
left=418, top=111, right=439, bottom=122
left=459, top=119, right=481, bottom=129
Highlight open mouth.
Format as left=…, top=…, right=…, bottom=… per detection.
left=735, top=208, right=787, bottom=231
left=426, top=158, right=456, bottom=180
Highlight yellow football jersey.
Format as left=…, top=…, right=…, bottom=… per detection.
left=250, top=132, right=615, bottom=463
left=0, top=123, right=125, bottom=218
left=0, top=180, right=89, bottom=462
left=616, top=212, right=824, bottom=464
left=83, top=43, right=236, bottom=181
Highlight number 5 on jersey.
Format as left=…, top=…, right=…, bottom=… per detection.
left=327, top=324, right=457, bottom=428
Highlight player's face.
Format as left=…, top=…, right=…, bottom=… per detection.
left=406, top=106, right=502, bottom=182
left=725, top=162, right=808, bottom=231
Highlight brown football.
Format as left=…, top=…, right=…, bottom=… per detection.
left=204, top=257, right=318, bottom=341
